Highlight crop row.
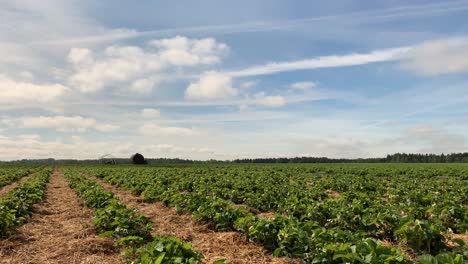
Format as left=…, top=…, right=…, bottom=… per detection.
left=0, top=165, right=40, bottom=188
left=0, top=168, right=51, bottom=236
left=78, top=166, right=462, bottom=264
left=63, top=169, right=207, bottom=264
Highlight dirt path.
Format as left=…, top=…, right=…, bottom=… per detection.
left=0, top=173, right=36, bottom=197
left=0, top=169, right=122, bottom=264
left=85, top=174, right=300, bottom=264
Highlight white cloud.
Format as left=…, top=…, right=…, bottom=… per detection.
left=16, top=134, right=41, bottom=140
left=240, top=81, right=258, bottom=89
left=400, top=37, right=468, bottom=75
left=395, top=124, right=466, bottom=153
left=139, top=124, right=195, bottom=137
left=253, top=92, right=286, bottom=107
left=150, top=36, right=228, bottom=65
left=68, top=36, right=228, bottom=93
left=227, top=47, right=410, bottom=77
left=0, top=75, right=68, bottom=104
left=18, top=115, right=118, bottom=133
left=292, top=136, right=369, bottom=158
left=130, top=77, right=161, bottom=94
left=406, top=124, right=437, bottom=138
left=290, top=81, right=317, bottom=90
left=185, top=71, right=238, bottom=100
left=95, top=124, right=120, bottom=132
left=220, top=37, right=468, bottom=79
left=68, top=48, right=94, bottom=65
left=18, top=71, right=34, bottom=81
left=141, top=108, right=161, bottom=118
left=0, top=134, right=218, bottom=160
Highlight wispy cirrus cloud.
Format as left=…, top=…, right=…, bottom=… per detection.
left=226, top=47, right=410, bottom=77
left=223, top=36, right=468, bottom=78
left=28, top=1, right=468, bottom=46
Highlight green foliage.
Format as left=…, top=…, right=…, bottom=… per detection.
left=0, top=165, right=39, bottom=188
left=130, top=236, right=202, bottom=264
left=65, top=163, right=468, bottom=263
left=64, top=171, right=152, bottom=243
left=63, top=169, right=202, bottom=263
left=419, top=253, right=465, bottom=264
left=93, top=200, right=152, bottom=240
left=193, top=196, right=248, bottom=231
left=395, top=219, right=446, bottom=253
left=0, top=168, right=50, bottom=236
left=324, top=239, right=410, bottom=264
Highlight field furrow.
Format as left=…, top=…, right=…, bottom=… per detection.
left=0, top=169, right=121, bottom=264
left=84, top=174, right=300, bottom=264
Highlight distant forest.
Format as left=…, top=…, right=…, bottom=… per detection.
left=3, top=152, right=468, bottom=164
left=234, top=153, right=468, bottom=163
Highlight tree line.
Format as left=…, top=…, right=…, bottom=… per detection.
left=233, top=153, right=468, bottom=163
left=3, top=152, right=468, bottom=164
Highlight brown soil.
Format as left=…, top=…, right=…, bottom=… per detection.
left=232, top=204, right=278, bottom=220
left=0, top=173, right=36, bottom=197
left=326, top=189, right=341, bottom=199
left=85, top=174, right=301, bottom=264
left=232, top=204, right=260, bottom=215
left=379, top=240, right=417, bottom=262
left=446, top=233, right=468, bottom=247
left=256, top=212, right=276, bottom=220
left=0, top=169, right=122, bottom=264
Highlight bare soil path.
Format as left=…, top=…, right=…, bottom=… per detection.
left=0, top=173, right=36, bottom=197
left=85, top=174, right=300, bottom=264
left=0, top=169, right=122, bottom=264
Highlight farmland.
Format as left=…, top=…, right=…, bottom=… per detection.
left=0, top=163, right=467, bottom=263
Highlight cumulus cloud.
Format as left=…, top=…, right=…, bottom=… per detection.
left=290, top=81, right=316, bottom=90
left=130, top=77, right=161, bottom=94
left=18, top=115, right=119, bottom=133
left=400, top=37, right=468, bottom=75
left=68, top=48, right=94, bottom=65
left=0, top=75, right=68, bottom=104
left=139, top=124, right=195, bottom=137
left=185, top=71, right=238, bottom=100
left=68, top=36, right=228, bottom=93
left=141, top=108, right=161, bottom=118
left=150, top=36, right=228, bottom=65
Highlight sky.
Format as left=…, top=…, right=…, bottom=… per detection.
left=1, top=0, right=468, bottom=160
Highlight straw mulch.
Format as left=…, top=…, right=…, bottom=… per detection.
left=0, top=169, right=122, bottom=264
left=86, top=174, right=301, bottom=264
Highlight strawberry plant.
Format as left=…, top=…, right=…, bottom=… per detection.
left=0, top=168, right=51, bottom=236
left=72, top=163, right=468, bottom=263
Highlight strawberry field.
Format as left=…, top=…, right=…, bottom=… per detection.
left=0, top=163, right=467, bottom=263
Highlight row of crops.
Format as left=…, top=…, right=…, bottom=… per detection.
left=71, top=163, right=467, bottom=264
left=0, top=164, right=41, bottom=188
left=63, top=168, right=216, bottom=264
left=0, top=166, right=51, bottom=236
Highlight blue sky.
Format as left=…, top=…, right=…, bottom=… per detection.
left=1, top=0, right=468, bottom=160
